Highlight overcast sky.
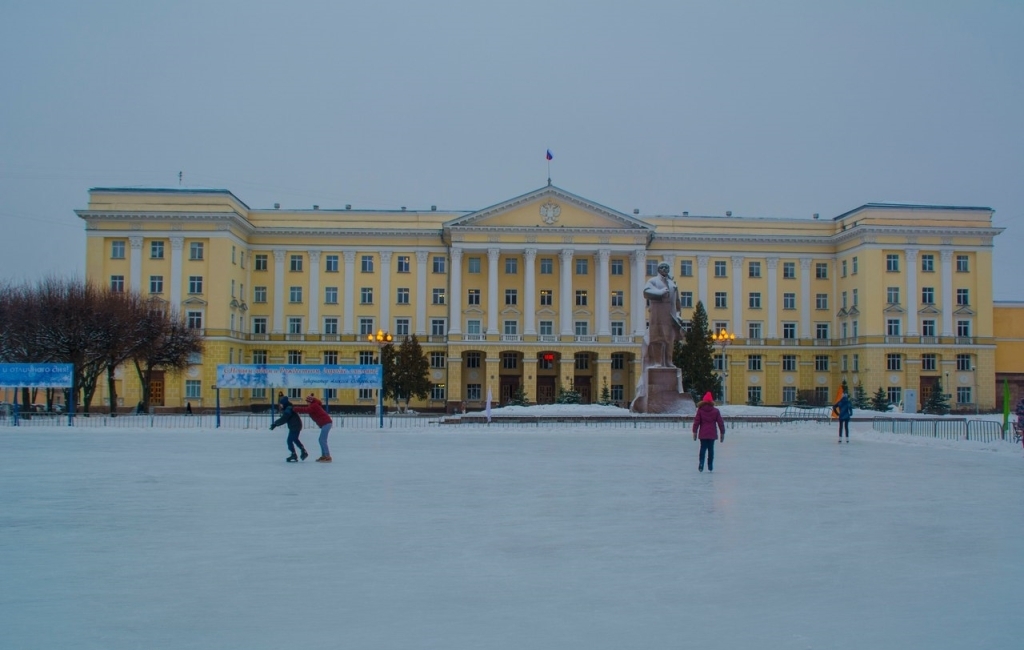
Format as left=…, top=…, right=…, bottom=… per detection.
left=2, top=1, right=1022, bottom=298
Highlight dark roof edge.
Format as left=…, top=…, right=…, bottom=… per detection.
left=89, top=187, right=250, bottom=210
left=833, top=202, right=993, bottom=221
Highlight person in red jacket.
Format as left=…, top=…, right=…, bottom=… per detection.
left=294, top=394, right=334, bottom=462
left=692, top=391, right=725, bottom=472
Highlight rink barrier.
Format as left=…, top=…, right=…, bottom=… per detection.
left=871, top=417, right=1014, bottom=443
left=0, top=413, right=444, bottom=430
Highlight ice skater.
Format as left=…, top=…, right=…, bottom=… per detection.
left=835, top=392, right=853, bottom=442
left=295, top=393, right=334, bottom=462
left=271, top=394, right=308, bottom=462
left=692, top=391, right=725, bottom=472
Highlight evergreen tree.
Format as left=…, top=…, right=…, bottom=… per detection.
left=598, top=377, right=613, bottom=406
left=391, top=335, right=431, bottom=411
left=506, top=385, right=530, bottom=407
left=675, top=301, right=721, bottom=400
left=922, top=379, right=950, bottom=415
left=871, top=386, right=890, bottom=412
left=555, top=378, right=581, bottom=404
left=852, top=381, right=870, bottom=409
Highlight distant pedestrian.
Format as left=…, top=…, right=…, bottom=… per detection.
left=185, top=401, right=193, bottom=416
left=835, top=393, right=853, bottom=442
left=271, top=394, right=308, bottom=462
left=136, top=401, right=144, bottom=415
left=295, top=393, right=334, bottom=462
left=692, top=391, right=725, bottom=472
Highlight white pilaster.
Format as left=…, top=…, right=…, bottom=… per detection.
left=487, top=248, right=500, bottom=335
left=307, top=250, right=321, bottom=334
left=597, top=249, right=611, bottom=336
left=560, top=249, right=574, bottom=336
left=941, top=249, right=954, bottom=336
left=523, top=248, right=537, bottom=335
left=905, top=248, right=918, bottom=335
left=448, top=248, right=463, bottom=335
left=170, top=236, right=183, bottom=308
left=273, top=250, right=286, bottom=334
left=800, top=257, right=812, bottom=338
left=378, top=251, right=392, bottom=334
left=631, top=250, right=647, bottom=335
left=129, top=236, right=143, bottom=293
left=343, top=251, right=356, bottom=335
left=766, top=257, right=778, bottom=339
left=416, top=251, right=429, bottom=335
left=732, top=255, right=744, bottom=334
left=697, top=255, right=709, bottom=307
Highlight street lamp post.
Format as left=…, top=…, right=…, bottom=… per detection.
left=711, top=329, right=736, bottom=405
left=368, top=329, right=393, bottom=428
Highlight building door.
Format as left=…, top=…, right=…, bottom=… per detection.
left=536, top=377, right=555, bottom=404
left=500, top=377, right=519, bottom=405
left=149, top=371, right=165, bottom=407
left=575, top=378, right=591, bottom=404
left=919, top=376, right=939, bottom=404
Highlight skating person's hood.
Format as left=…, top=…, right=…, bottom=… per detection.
left=278, top=395, right=291, bottom=407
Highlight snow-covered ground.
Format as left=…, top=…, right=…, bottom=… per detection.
left=1, top=417, right=1021, bottom=650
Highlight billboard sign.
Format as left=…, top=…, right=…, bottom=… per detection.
left=215, top=364, right=382, bottom=389
left=0, top=363, right=75, bottom=388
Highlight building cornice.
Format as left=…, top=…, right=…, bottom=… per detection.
left=76, top=210, right=255, bottom=236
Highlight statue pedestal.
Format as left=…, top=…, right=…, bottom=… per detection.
left=631, top=367, right=696, bottom=415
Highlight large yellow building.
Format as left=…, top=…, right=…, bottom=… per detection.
left=78, top=184, right=1014, bottom=413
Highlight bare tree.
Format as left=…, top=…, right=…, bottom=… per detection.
left=132, top=308, right=204, bottom=411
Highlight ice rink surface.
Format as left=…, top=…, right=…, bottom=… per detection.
left=1, top=421, right=1022, bottom=650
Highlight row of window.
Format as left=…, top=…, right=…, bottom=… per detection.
left=742, top=385, right=975, bottom=406
left=732, top=352, right=975, bottom=373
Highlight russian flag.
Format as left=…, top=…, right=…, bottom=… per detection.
left=545, top=149, right=553, bottom=161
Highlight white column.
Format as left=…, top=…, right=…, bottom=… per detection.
left=766, top=257, right=778, bottom=339
left=732, top=255, right=744, bottom=334
left=941, top=249, right=954, bottom=336
left=343, top=251, right=356, bottom=335
left=560, top=249, right=575, bottom=336
left=307, top=250, right=321, bottom=334
left=129, top=236, right=143, bottom=292
left=631, top=250, right=647, bottom=335
left=416, top=251, right=429, bottom=335
left=523, top=248, right=537, bottom=335
left=597, top=249, right=611, bottom=336
left=905, top=248, right=918, bottom=335
left=273, top=250, right=286, bottom=334
left=170, top=236, right=183, bottom=308
left=378, top=251, right=392, bottom=334
left=487, top=248, right=500, bottom=335
left=697, top=255, right=709, bottom=307
left=448, top=248, right=463, bottom=335
left=244, top=249, right=253, bottom=337
left=800, top=257, right=812, bottom=338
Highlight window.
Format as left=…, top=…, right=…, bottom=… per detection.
left=540, top=290, right=552, bottom=306
left=110, top=275, right=124, bottom=292
left=815, top=323, right=829, bottom=340
left=714, top=322, right=728, bottom=335
left=396, top=288, right=409, bottom=304
left=816, top=294, right=828, bottom=310
left=956, top=386, right=972, bottom=405
left=813, top=355, right=828, bottom=371
left=921, top=320, right=936, bottom=337
left=841, top=322, right=848, bottom=339
left=842, top=292, right=848, bottom=309
left=466, top=352, right=481, bottom=368
left=887, top=319, right=901, bottom=336
left=431, top=319, right=446, bottom=336
left=611, top=385, right=624, bottom=402
left=886, top=254, right=899, bottom=272
left=783, top=293, right=796, bottom=310
left=286, top=388, right=302, bottom=400
left=358, top=388, right=374, bottom=400
left=748, top=322, right=762, bottom=339
left=505, top=289, right=518, bottom=306
left=887, top=287, right=900, bottom=304
left=185, top=380, right=201, bottom=399
left=852, top=320, right=859, bottom=337
left=611, top=259, right=624, bottom=275
left=852, top=289, right=858, bottom=306
left=957, top=320, right=971, bottom=337
left=360, top=287, right=373, bottom=304
left=359, top=318, right=374, bottom=336
left=502, top=352, right=518, bottom=369
left=680, top=259, right=692, bottom=277
left=150, top=240, right=164, bottom=259
left=505, top=258, right=518, bottom=274
left=921, top=287, right=935, bottom=304
left=287, top=350, right=302, bottom=364
left=288, top=317, right=302, bottom=334
left=431, top=384, right=446, bottom=401
left=853, top=354, right=859, bottom=371
left=680, top=292, right=693, bottom=308
left=782, top=323, right=797, bottom=339
left=149, top=275, right=163, bottom=294
left=359, top=351, right=375, bottom=365
left=468, top=257, right=481, bottom=274
left=611, top=353, right=626, bottom=370
left=187, top=311, right=203, bottom=329
left=110, top=240, right=126, bottom=259
left=251, top=350, right=268, bottom=365
left=714, top=292, right=727, bottom=309
left=575, top=353, right=590, bottom=370
left=432, top=288, right=446, bottom=305
left=395, top=318, right=409, bottom=336
left=255, top=254, right=268, bottom=271
left=749, top=293, right=761, bottom=309
left=921, top=254, right=934, bottom=272
left=815, top=262, right=828, bottom=279
left=252, top=317, right=267, bottom=334
left=611, top=291, right=624, bottom=307
left=852, top=257, right=858, bottom=274
left=189, top=276, right=203, bottom=294
left=575, top=290, right=587, bottom=307
left=325, top=254, right=339, bottom=272
left=957, top=289, right=969, bottom=306
left=611, top=321, right=624, bottom=336
left=430, top=352, right=446, bottom=368
left=189, top=242, right=204, bottom=260
left=782, top=386, right=797, bottom=403
left=956, top=255, right=969, bottom=272
left=921, top=354, right=936, bottom=371
left=539, top=321, right=553, bottom=336
left=841, top=260, right=847, bottom=277
left=467, top=384, right=482, bottom=401
left=575, top=258, right=588, bottom=275
left=748, top=355, right=762, bottom=371
left=782, top=355, right=797, bottom=371
left=254, top=286, right=267, bottom=303
left=888, top=387, right=903, bottom=406
left=433, top=256, right=446, bottom=274
left=467, top=289, right=480, bottom=305
left=574, top=321, right=589, bottom=336
left=748, top=261, right=761, bottom=278
left=714, top=261, right=727, bottom=277
left=324, top=388, right=337, bottom=400
left=747, top=386, right=762, bottom=404
left=290, top=286, right=303, bottom=303
left=713, top=354, right=724, bottom=371
left=646, top=260, right=659, bottom=276
left=324, top=318, right=339, bottom=335
left=466, top=320, right=481, bottom=335
left=319, top=286, right=336, bottom=304
left=288, top=255, right=302, bottom=272
left=956, top=354, right=972, bottom=371
left=783, top=262, right=796, bottom=279
left=361, top=255, right=374, bottom=273
left=886, top=354, right=902, bottom=371
left=540, top=258, right=553, bottom=274
left=504, top=320, right=518, bottom=336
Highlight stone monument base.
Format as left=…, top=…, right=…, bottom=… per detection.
left=630, top=367, right=697, bottom=415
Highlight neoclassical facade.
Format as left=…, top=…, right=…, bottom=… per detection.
left=79, top=184, right=1010, bottom=412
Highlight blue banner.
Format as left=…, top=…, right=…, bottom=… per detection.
left=0, top=363, right=74, bottom=388
left=215, top=364, right=382, bottom=389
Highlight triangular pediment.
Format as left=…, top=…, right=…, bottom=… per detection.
left=444, top=185, right=653, bottom=233
left=500, top=306, right=522, bottom=317
left=463, top=306, right=484, bottom=316
left=953, top=305, right=976, bottom=316
left=847, top=305, right=860, bottom=316
left=182, top=296, right=207, bottom=306
left=918, top=304, right=941, bottom=315
left=883, top=303, right=905, bottom=314
left=836, top=308, right=848, bottom=318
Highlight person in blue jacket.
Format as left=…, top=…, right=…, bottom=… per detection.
left=271, top=394, right=308, bottom=462
left=835, top=393, right=853, bottom=442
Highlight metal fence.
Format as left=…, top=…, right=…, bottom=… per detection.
left=0, top=413, right=444, bottom=430
left=781, top=405, right=832, bottom=420
left=871, top=417, right=1015, bottom=443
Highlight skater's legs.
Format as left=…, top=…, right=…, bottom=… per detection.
left=286, top=430, right=297, bottom=454
left=318, top=423, right=332, bottom=457
left=699, top=439, right=711, bottom=469
left=840, top=420, right=850, bottom=438
left=706, top=439, right=715, bottom=470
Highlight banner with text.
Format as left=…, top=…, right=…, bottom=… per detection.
left=0, top=363, right=75, bottom=388
left=215, top=364, right=382, bottom=389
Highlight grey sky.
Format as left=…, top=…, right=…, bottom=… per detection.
left=2, top=1, right=1022, bottom=298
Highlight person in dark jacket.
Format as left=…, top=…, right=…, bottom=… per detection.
left=271, top=394, right=308, bottom=462
left=692, top=391, right=725, bottom=472
left=294, top=394, right=334, bottom=462
left=835, top=393, right=853, bottom=442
